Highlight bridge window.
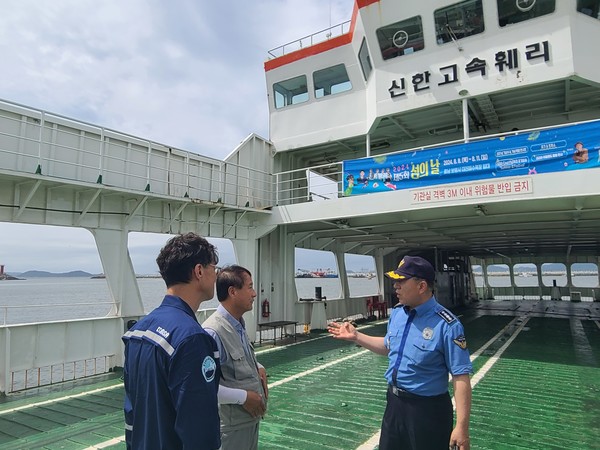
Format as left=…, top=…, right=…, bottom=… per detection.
left=376, top=16, right=424, bottom=61
left=571, top=263, right=599, bottom=287
left=472, top=264, right=484, bottom=287
left=345, top=254, right=378, bottom=297
left=435, top=0, right=485, bottom=44
left=358, top=38, right=372, bottom=81
left=273, top=75, right=309, bottom=109
left=513, top=263, right=538, bottom=287
left=497, top=0, right=555, bottom=27
left=486, top=264, right=510, bottom=287
left=541, top=262, right=567, bottom=287
left=313, top=64, right=352, bottom=98
left=577, top=0, right=600, bottom=19
left=295, top=249, right=341, bottom=299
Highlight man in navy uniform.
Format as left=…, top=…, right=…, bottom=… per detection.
left=122, top=233, right=221, bottom=450
left=328, top=255, right=472, bottom=450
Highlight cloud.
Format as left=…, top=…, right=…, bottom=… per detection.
left=0, top=0, right=354, bottom=157
left=0, top=0, right=355, bottom=273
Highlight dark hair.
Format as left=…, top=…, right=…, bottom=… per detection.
left=413, top=277, right=434, bottom=290
left=216, top=265, right=252, bottom=302
left=156, top=233, right=218, bottom=287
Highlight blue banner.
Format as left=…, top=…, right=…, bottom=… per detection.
left=342, top=120, right=600, bottom=196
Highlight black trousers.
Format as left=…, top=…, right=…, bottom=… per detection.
left=379, top=386, right=452, bottom=450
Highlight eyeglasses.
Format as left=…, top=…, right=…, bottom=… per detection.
left=207, top=263, right=221, bottom=274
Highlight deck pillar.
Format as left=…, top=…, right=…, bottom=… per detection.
left=90, top=228, right=144, bottom=318
left=231, top=235, right=259, bottom=339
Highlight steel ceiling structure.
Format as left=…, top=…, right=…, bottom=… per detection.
left=281, top=192, right=600, bottom=260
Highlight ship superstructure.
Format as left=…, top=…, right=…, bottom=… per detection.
left=262, top=0, right=600, bottom=311
left=0, top=3, right=599, bottom=448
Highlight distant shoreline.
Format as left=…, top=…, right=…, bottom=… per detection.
left=91, top=274, right=161, bottom=279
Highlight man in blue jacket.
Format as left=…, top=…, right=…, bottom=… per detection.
left=122, top=232, right=221, bottom=449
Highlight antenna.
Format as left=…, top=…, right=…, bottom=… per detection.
left=445, top=24, right=463, bottom=52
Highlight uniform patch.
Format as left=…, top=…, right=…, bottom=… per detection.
left=437, top=309, right=456, bottom=324
left=422, top=327, right=434, bottom=340
left=202, top=356, right=217, bottom=382
left=453, top=335, right=468, bottom=350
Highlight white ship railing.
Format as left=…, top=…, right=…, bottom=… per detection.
left=0, top=301, right=116, bottom=326
left=9, top=355, right=114, bottom=393
left=0, top=305, right=218, bottom=395
left=0, top=99, right=275, bottom=210
left=267, top=20, right=351, bottom=59
left=0, top=316, right=123, bottom=395
left=0, top=302, right=219, bottom=327
left=274, top=162, right=344, bottom=205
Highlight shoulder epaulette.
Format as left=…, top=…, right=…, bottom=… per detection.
left=437, top=309, right=456, bottom=324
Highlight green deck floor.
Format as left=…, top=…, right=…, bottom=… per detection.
left=0, top=301, right=599, bottom=449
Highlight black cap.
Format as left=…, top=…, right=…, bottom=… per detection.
left=385, top=256, right=435, bottom=283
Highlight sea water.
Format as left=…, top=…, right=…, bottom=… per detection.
left=0, top=276, right=381, bottom=325
left=4, top=275, right=595, bottom=326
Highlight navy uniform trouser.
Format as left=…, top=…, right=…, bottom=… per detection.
left=379, top=385, right=453, bottom=450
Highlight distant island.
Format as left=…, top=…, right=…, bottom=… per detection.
left=17, top=270, right=95, bottom=278
left=0, top=270, right=162, bottom=280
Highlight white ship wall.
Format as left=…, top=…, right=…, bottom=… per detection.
left=267, top=0, right=600, bottom=150
left=268, top=44, right=368, bottom=150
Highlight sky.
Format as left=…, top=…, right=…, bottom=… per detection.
left=0, top=0, right=356, bottom=274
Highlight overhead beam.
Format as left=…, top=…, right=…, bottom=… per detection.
left=14, top=180, right=42, bottom=220
left=387, top=117, right=415, bottom=139
left=76, top=188, right=103, bottom=226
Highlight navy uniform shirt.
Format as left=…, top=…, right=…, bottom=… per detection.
left=122, top=295, right=221, bottom=450
left=384, top=296, right=472, bottom=396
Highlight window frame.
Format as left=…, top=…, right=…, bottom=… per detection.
left=313, top=64, right=353, bottom=99
left=434, top=0, right=485, bottom=45
left=375, top=15, right=425, bottom=61
left=273, top=74, right=309, bottom=110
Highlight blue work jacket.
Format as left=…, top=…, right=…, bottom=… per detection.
left=122, top=295, right=221, bottom=449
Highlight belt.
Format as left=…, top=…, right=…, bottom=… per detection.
left=388, top=384, right=448, bottom=400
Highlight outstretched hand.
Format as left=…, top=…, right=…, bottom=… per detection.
left=327, top=321, right=357, bottom=341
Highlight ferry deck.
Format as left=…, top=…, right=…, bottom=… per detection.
left=2, top=0, right=600, bottom=448
left=1, top=300, right=599, bottom=449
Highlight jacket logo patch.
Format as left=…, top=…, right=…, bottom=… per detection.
left=156, top=326, right=170, bottom=338
left=202, top=356, right=217, bottom=382
left=453, top=335, right=467, bottom=350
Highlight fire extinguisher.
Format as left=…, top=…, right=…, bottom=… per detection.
left=261, top=298, right=271, bottom=318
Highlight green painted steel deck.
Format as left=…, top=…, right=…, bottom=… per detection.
left=1, top=300, right=599, bottom=449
